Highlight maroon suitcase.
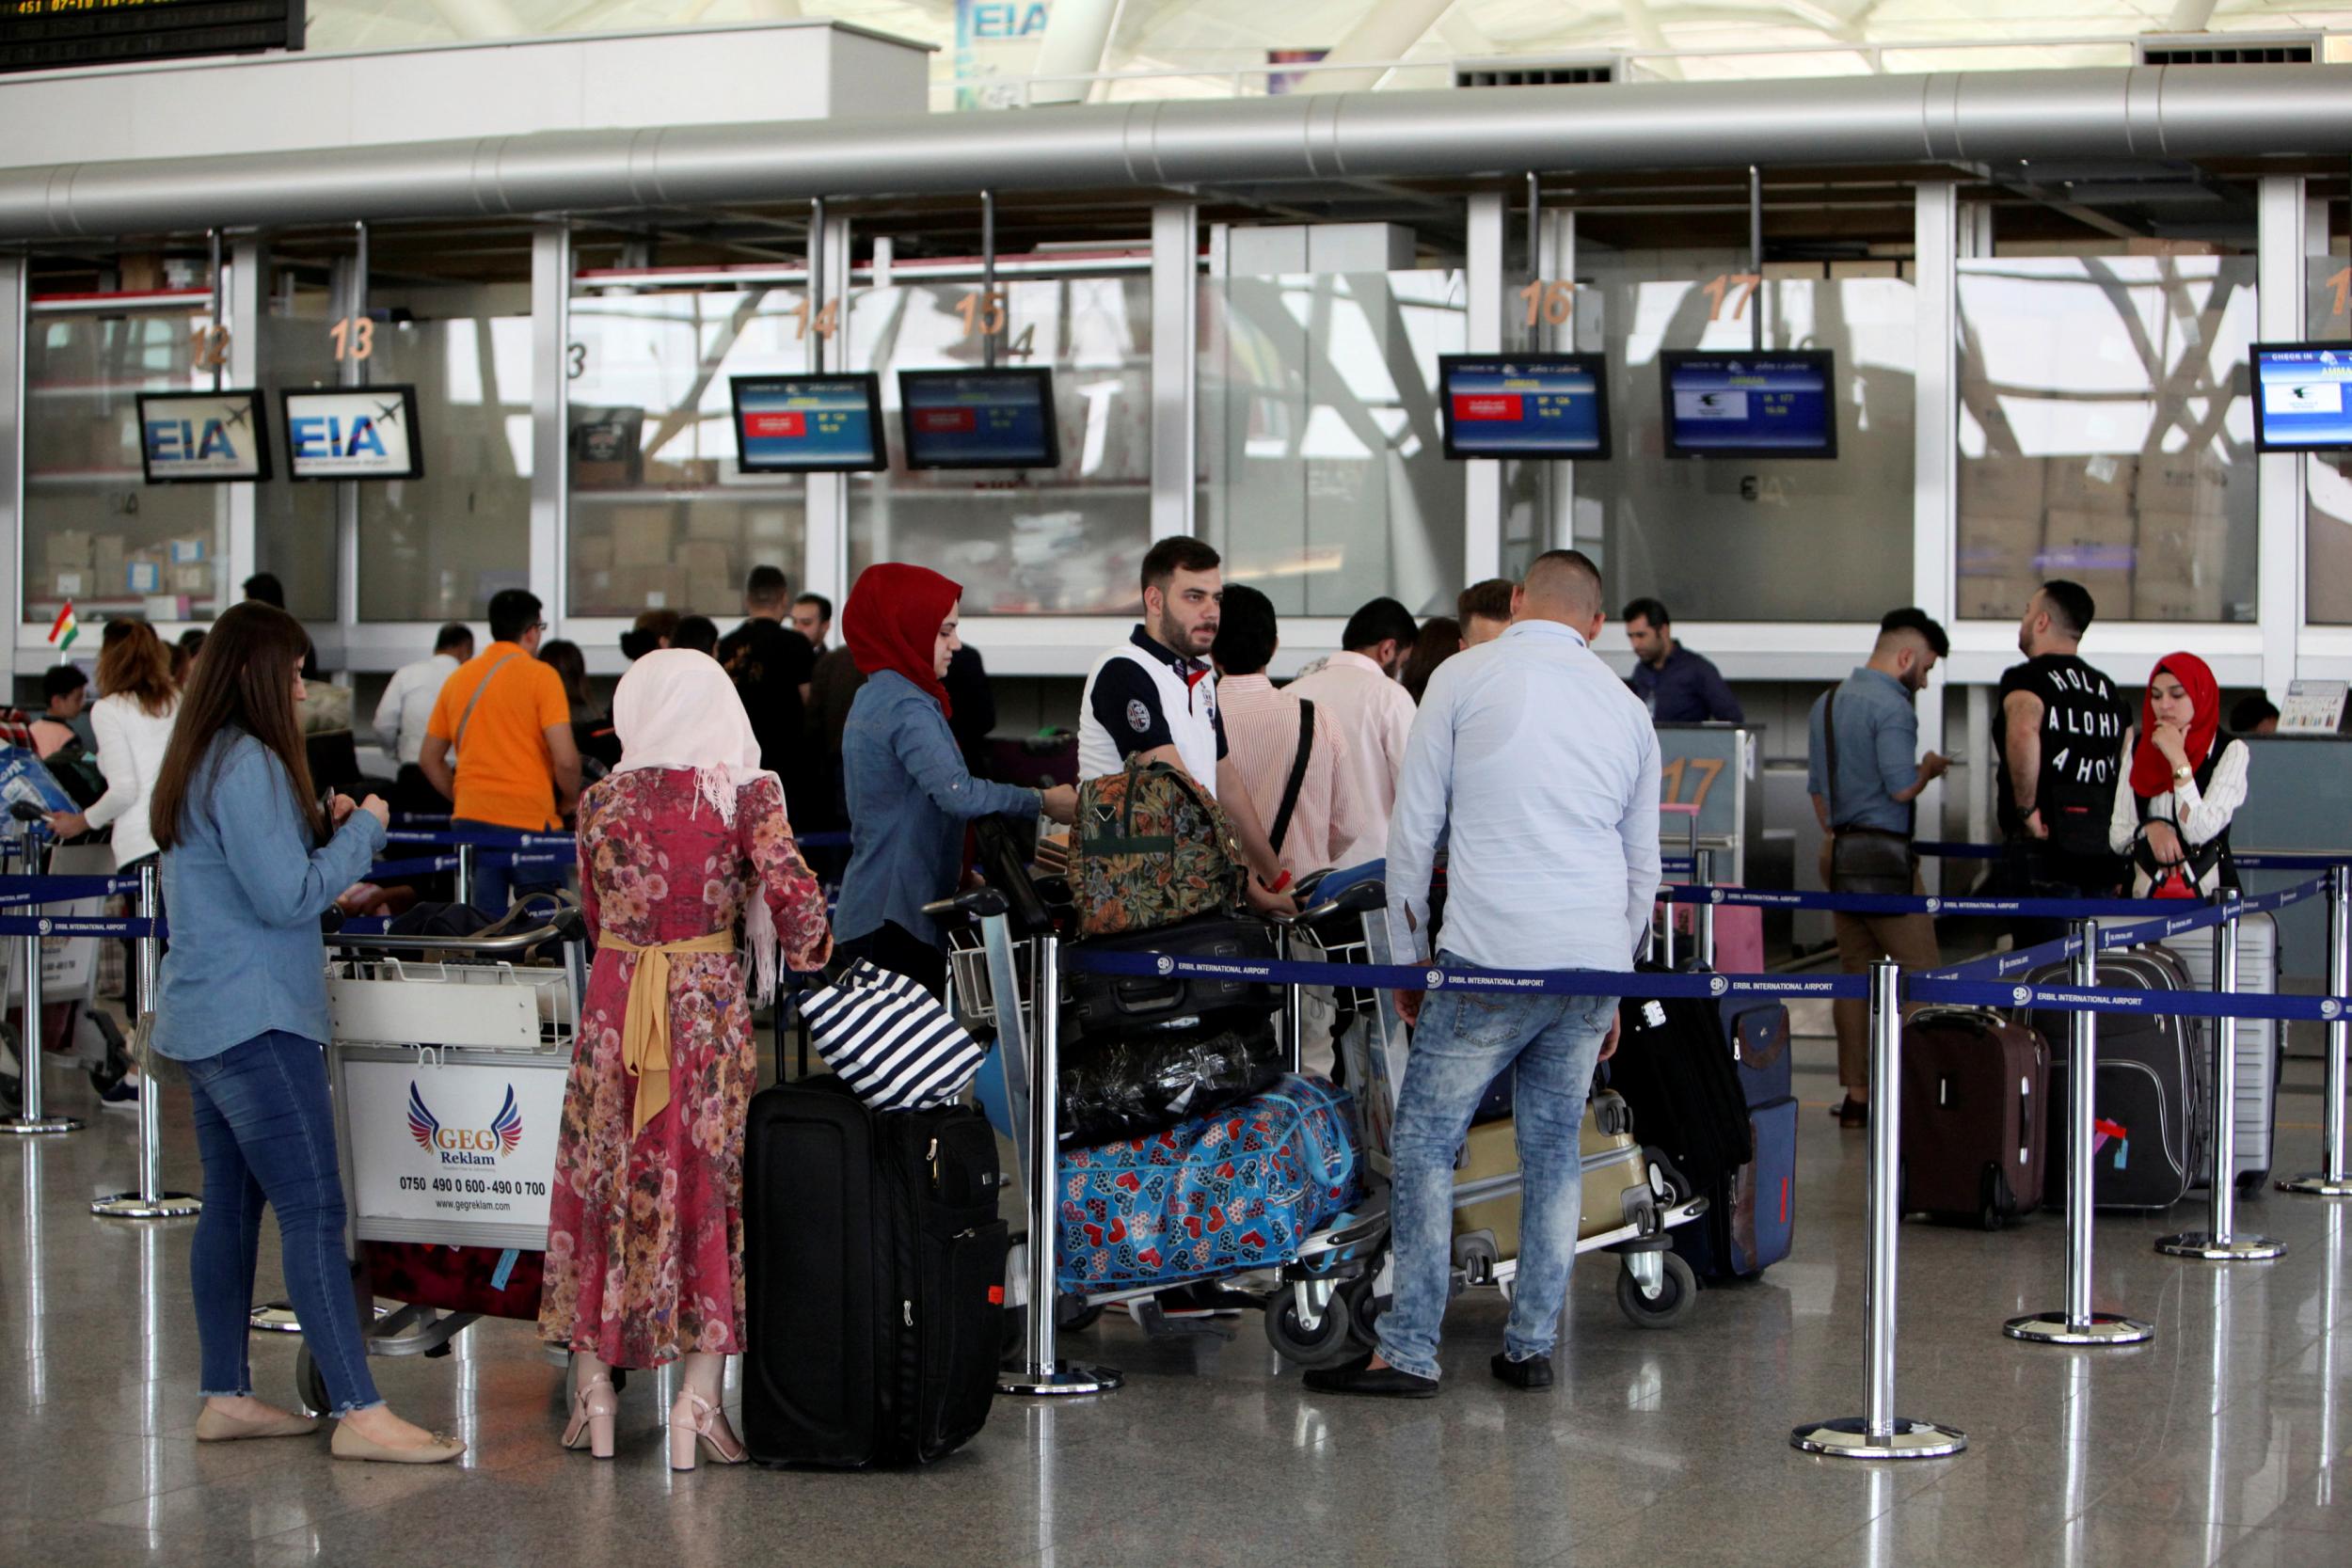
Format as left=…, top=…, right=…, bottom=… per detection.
left=1900, top=1007, right=2049, bottom=1228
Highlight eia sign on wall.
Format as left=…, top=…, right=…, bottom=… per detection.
left=135, top=389, right=272, bottom=483
left=281, top=386, right=426, bottom=481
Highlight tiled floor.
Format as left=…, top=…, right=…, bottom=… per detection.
left=4, top=1029, right=2346, bottom=1568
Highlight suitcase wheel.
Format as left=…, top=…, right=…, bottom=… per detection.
left=1615, top=1252, right=1697, bottom=1330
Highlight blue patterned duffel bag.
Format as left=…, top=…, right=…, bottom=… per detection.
left=1055, top=1073, right=1361, bottom=1293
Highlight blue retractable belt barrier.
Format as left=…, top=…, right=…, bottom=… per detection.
left=1662, top=884, right=2176, bottom=918
left=1911, top=838, right=2352, bottom=873
left=1061, top=945, right=1870, bottom=1001
left=0, top=914, right=162, bottom=938
left=1908, top=974, right=2350, bottom=1024
left=0, top=874, right=145, bottom=904
left=1922, top=877, right=2328, bottom=982
left=364, top=856, right=462, bottom=880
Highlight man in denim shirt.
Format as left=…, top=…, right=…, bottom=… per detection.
left=1306, top=550, right=1660, bottom=1400
left=1805, top=608, right=1950, bottom=1128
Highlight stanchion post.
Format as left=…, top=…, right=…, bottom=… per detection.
left=1792, top=959, right=1966, bottom=1459
left=2006, top=920, right=2153, bottom=1345
left=454, top=843, right=477, bottom=911
left=93, top=863, right=199, bottom=1218
left=998, top=925, right=1120, bottom=1397
left=3, top=917, right=82, bottom=1135
left=2159, top=895, right=2280, bottom=1259
left=1695, top=847, right=1716, bottom=970
left=2280, top=863, right=2352, bottom=1196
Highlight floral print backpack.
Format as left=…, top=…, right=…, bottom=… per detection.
left=1070, top=758, right=1248, bottom=937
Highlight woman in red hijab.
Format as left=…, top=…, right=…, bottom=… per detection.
left=2109, top=651, right=2250, bottom=897
left=834, top=564, right=1077, bottom=995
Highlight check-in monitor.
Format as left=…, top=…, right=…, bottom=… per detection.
left=729, top=374, right=888, bottom=473
left=1661, top=350, right=1838, bottom=459
left=1438, top=355, right=1611, bottom=460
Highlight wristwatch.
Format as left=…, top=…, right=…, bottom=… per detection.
left=2172, top=764, right=2194, bottom=785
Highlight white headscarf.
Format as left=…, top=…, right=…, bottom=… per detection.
left=610, top=648, right=786, bottom=1003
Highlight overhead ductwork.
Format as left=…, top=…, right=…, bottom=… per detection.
left=0, top=64, right=2346, bottom=241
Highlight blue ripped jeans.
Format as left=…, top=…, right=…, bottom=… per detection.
left=181, top=1031, right=383, bottom=1417
left=1375, top=958, right=1613, bottom=1383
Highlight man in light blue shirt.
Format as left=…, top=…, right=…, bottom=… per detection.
left=1306, top=550, right=1661, bottom=1400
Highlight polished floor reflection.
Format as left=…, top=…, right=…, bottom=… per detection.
left=3, top=1027, right=2346, bottom=1568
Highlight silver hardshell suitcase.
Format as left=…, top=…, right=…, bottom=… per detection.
left=2174, top=913, right=2280, bottom=1191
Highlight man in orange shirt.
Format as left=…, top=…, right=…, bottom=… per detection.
left=421, top=589, right=580, bottom=912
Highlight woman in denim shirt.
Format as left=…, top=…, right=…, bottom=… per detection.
left=149, top=603, right=462, bottom=1465
left=836, top=564, right=1075, bottom=996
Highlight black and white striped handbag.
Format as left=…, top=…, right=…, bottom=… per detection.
left=798, top=959, right=987, bottom=1112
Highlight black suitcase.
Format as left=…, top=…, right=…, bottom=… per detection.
left=1900, top=1007, right=2049, bottom=1227
left=1064, top=911, right=1282, bottom=1037
left=740, top=1075, right=1009, bottom=1467
left=1608, top=985, right=1755, bottom=1195
left=2026, top=948, right=2207, bottom=1212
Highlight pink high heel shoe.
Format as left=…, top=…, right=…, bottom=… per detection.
left=667, top=1390, right=746, bottom=1471
left=561, top=1373, right=618, bottom=1459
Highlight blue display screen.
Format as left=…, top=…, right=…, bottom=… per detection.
left=1438, top=355, right=1610, bottom=459
left=729, top=375, right=885, bottom=472
left=1661, top=352, right=1837, bottom=458
left=899, top=370, right=1059, bottom=468
left=2252, top=344, right=2352, bottom=452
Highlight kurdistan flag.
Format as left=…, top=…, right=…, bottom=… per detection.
left=47, top=600, right=77, bottom=651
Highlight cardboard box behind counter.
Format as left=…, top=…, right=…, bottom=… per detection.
left=2044, top=453, right=2137, bottom=515
left=2136, top=510, right=2229, bottom=589
left=609, top=507, right=677, bottom=567
left=610, top=564, right=689, bottom=610
left=2132, top=579, right=2226, bottom=622
left=42, top=529, right=94, bottom=570
left=572, top=535, right=616, bottom=574
left=1960, top=513, right=2042, bottom=578
left=1958, top=569, right=2044, bottom=622
left=1958, top=454, right=2047, bottom=521
left=2134, top=451, right=2237, bottom=524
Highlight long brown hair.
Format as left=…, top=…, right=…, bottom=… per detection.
left=98, top=620, right=178, bottom=718
left=150, top=603, right=324, bottom=852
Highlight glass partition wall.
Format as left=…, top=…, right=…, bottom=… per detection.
left=1956, top=255, right=2260, bottom=626
left=16, top=182, right=2351, bottom=688
left=21, top=295, right=230, bottom=628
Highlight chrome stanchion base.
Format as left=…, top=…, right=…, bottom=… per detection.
left=0, top=1115, right=84, bottom=1136
left=2154, top=1229, right=2286, bottom=1260
left=2276, top=1174, right=2352, bottom=1197
left=249, top=1302, right=303, bottom=1335
left=2002, top=1311, right=2154, bottom=1345
left=1790, top=1416, right=1968, bottom=1461
left=997, top=1364, right=1124, bottom=1398
left=90, top=1190, right=201, bottom=1219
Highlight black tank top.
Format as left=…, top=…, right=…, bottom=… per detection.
left=1996, top=654, right=2131, bottom=856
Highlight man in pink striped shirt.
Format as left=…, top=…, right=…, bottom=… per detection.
left=1210, top=585, right=1365, bottom=881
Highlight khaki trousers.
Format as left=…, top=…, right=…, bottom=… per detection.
left=1820, top=844, right=1943, bottom=1097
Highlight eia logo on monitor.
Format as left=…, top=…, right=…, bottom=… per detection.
left=407, top=1082, right=523, bottom=1166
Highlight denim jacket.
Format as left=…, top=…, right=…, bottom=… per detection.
left=837, top=670, right=1039, bottom=947
left=154, top=733, right=387, bottom=1060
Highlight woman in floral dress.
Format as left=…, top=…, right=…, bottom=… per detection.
left=538, top=650, right=831, bottom=1468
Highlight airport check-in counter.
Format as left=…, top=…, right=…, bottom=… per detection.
left=2233, top=732, right=2352, bottom=1046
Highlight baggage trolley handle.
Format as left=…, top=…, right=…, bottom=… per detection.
left=326, top=922, right=579, bottom=957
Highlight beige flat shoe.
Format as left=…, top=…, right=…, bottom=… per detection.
left=196, top=1406, right=322, bottom=1443
left=330, top=1422, right=465, bottom=1465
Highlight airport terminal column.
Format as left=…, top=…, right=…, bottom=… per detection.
left=2158, top=895, right=2281, bottom=1259
left=988, top=911, right=1120, bottom=1397
left=2005, top=921, right=2153, bottom=1345
left=91, top=863, right=200, bottom=1217
left=2, top=832, right=81, bottom=1137
left=1791, top=958, right=1965, bottom=1459
left=2280, top=864, right=2352, bottom=1196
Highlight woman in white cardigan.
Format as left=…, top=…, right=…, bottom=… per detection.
left=46, top=621, right=180, bottom=1108
left=2107, top=651, right=2249, bottom=898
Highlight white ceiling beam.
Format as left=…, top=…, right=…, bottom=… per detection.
left=1295, top=0, right=1459, bottom=93
left=421, top=0, right=530, bottom=40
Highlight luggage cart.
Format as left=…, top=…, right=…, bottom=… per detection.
left=0, top=840, right=129, bottom=1085
left=291, top=921, right=589, bottom=1416
left=1279, top=879, right=1709, bottom=1335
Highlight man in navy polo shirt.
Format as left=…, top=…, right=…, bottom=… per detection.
left=1078, top=537, right=1292, bottom=916
left=1624, top=597, right=1743, bottom=723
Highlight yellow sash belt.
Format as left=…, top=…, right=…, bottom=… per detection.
left=603, top=929, right=737, bottom=1138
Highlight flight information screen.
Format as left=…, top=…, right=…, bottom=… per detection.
left=899, top=369, right=1060, bottom=469
left=729, top=375, right=887, bottom=472
left=1438, top=355, right=1611, bottom=460
left=1661, top=351, right=1838, bottom=459
left=2252, top=343, right=2352, bottom=452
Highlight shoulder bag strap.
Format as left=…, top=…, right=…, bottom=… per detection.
left=1268, top=698, right=1314, bottom=855
left=453, top=653, right=523, bottom=755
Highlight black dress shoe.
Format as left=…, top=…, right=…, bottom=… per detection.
left=1837, top=1099, right=1870, bottom=1130
left=1490, top=1353, right=1554, bottom=1390
left=1302, top=1358, right=1439, bottom=1399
